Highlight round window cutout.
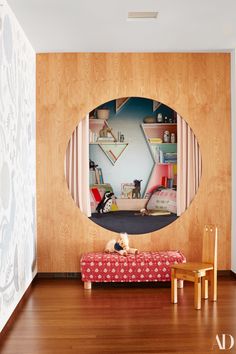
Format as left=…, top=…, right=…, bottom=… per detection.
left=65, top=97, right=202, bottom=234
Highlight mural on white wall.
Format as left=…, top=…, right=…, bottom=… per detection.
left=0, top=1, right=36, bottom=331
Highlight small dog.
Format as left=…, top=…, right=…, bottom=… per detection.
left=104, top=233, right=138, bottom=256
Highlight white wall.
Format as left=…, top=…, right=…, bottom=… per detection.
left=0, top=1, right=36, bottom=331
left=232, top=49, right=236, bottom=273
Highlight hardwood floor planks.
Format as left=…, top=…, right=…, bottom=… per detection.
left=0, top=278, right=236, bottom=353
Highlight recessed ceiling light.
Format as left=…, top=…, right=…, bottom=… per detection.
left=127, top=11, right=158, bottom=21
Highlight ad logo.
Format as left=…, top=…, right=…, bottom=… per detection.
left=214, top=334, right=235, bottom=350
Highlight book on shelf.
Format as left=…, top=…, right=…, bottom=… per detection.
left=91, top=187, right=102, bottom=202
left=159, top=177, right=174, bottom=189
left=165, top=152, right=177, bottom=158
left=161, top=176, right=168, bottom=188
left=97, top=137, right=115, bottom=142
left=89, top=170, right=97, bottom=185
left=97, top=168, right=104, bottom=184
left=91, top=167, right=104, bottom=184
left=95, top=168, right=100, bottom=184
left=163, top=152, right=177, bottom=164
left=167, top=178, right=174, bottom=189
left=159, top=149, right=164, bottom=163
left=89, top=130, right=99, bottom=143
left=149, top=138, right=163, bottom=144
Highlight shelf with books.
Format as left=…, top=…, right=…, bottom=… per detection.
left=153, top=145, right=177, bottom=163
left=140, top=122, right=177, bottom=195
left=144, top=163, right=177, bottom=197
left=89, top=118, right=129, bottom=165
left=89, top=167, right=104, bottom=185
left=89, top=119, right=116, bottom=144
left=141, top=123, right=177, bottom=142
left=157, top=163, right=177, bottom=165
left=90, top=142, right=128, bottom=145
left=149, top=142, right=176, bottom=145
left=143, top=123, right=177, bottom=127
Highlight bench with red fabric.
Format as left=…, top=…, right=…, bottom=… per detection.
left=80, top=251, right=186, bottom=289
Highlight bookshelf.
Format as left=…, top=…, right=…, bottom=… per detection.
left=89, top=119, right=128, bottom=165
left=141, top=123, right=177, bottom=196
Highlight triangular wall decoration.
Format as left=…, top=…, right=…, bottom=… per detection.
left=115, top=98, right=130, bottom=113
left=153, top=100, right=162, bottom=112
left=99, top=143, right=128, bottom=165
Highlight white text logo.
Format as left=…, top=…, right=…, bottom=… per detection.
left=214, top=334, right=235, bottom=350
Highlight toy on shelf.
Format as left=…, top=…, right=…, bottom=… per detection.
left=96, top=191, right=114, bottom=213
left=132, top=179, right=142, bottom=199
left=104, top=233, right=138, bottom=256
left=89, top=119, right=128, bottom=165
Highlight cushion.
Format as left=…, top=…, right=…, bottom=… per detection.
left=81, top=251, right=186, bottom=283
left=146, top=188, right=177, bottom=214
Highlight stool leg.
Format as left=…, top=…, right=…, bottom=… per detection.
left=201, top=277, right=208, bottom=299
left=84, top=281, right=92, bottom=290
left=177, top=279, right=184, bottom=288
left=194, top=274, right=201, bottom=310
left=171, top=269, right=177, bottom=304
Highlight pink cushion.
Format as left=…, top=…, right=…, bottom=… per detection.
left=80, top=251, right=186, bottom=283
left=146, top=189, right=177, bottom=214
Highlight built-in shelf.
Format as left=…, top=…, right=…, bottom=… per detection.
left=157, top=163, right=176, bottom=166
left=149, top=142, right=177, bottom=145
left=141, top=122, right=177, bottom=195
left=90, top=142, right=128, bottom=145
left=143, top=123, right=177, bottom=126
left=89, top=118, right=128, bottom=165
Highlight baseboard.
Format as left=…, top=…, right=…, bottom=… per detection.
left=217, top=270, right=232, bottom=277
left=0, top=281, right=34, bottom=336
left=36, top=272, right=81, bottom=279
left=37, top=271, right=235, bottom=279
left=230, top=270, right=236, bottom=279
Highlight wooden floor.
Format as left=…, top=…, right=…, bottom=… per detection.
left=0, top=277, right=236, bottom=354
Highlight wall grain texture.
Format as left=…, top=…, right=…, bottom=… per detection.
left=36, top=53, right=231, bottom=271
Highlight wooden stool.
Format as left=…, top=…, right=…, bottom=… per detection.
left=171, top=224, right=218, bottom=310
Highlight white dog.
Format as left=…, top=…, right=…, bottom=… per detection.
left=104, top=233, right=138, bottom=256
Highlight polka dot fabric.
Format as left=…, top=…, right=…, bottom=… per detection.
left=80, top=251, right=186, bottom=283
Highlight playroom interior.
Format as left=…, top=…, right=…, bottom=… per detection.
left=0, top=1, right=236, bottom=353
left=65, top=96, right=201, bottom=234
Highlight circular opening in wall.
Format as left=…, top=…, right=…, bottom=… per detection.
left=65, top=97, right=202, bottom=234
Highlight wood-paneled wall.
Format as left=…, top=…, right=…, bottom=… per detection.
left=36, top=53, right=231, bottom=271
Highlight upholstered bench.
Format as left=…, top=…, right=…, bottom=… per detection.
left=80, top=251, right=186, bottom=289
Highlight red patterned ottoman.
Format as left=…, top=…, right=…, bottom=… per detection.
left=80, top=251, right=186, bottom=289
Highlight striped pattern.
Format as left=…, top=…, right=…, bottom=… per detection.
left=65, top=115, right=91, bottom=216
left=177, top=114, right=202, bottom=216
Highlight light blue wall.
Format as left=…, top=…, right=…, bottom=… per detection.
left=90, top=97, right=173, bottom=197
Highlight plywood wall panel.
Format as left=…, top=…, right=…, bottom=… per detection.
left=36, top=53, right=231, bottom=271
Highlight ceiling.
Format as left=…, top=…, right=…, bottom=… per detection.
left=6, top=0, right=236, bottom=53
